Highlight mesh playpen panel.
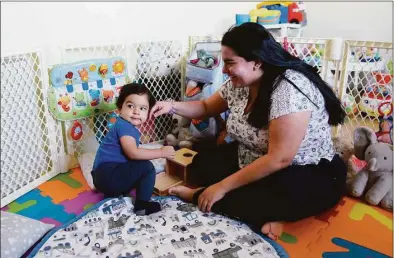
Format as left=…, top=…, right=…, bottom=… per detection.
left=1, top=51, right=63, bottom=206
left=336, top=41, right=393, bottom=140
left=60, top=41, right=184, bottom=168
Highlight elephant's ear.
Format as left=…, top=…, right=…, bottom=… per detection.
left=354, top=126, right=377, bottom=160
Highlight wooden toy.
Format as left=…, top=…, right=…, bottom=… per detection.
left=154, top=148, right=197, bottom=196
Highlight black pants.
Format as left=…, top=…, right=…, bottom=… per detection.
left=188, top=142, right=347, bottom=231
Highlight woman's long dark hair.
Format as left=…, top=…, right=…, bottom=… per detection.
left=221, top=22, right=346, bottom=129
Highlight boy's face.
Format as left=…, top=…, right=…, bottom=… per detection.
left=119, top=94, right=150, bottom=127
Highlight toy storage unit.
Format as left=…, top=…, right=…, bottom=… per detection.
left=183, top=40, right=227, bottom=143
left=185, top=41, right=222, bottom=84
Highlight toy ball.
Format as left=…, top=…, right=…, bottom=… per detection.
left=69, top=120, right=83, bottom=141
left=342, top=94, right=358, bottom=116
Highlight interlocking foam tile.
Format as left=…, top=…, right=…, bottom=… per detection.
left=4, top=199, right=37, bottom=213
left=322, top=237, right=392, bottom=258
left=5, top=189, right=75, bottom=224
left=38, top=168, right=91, bottom=204
left=279, top=197, right=362, bottom=258
left=306, top=197, right=393, bottom=258
left=48, top=171, right=82, bottom=189
left=60, top=190, right=104, bottom=215
left=278, top=216, right=330, bottom=258
left=40, top=217, right=62, bottom=227
left=84, top=203, right=94, bottom=211
left=315, top=198, right=347, bottom=224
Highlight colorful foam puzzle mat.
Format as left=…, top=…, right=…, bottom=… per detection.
left=2, top=167, right=392, bottom=257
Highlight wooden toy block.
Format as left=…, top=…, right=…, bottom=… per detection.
left=153, top=172, right=183, bottom=196
left=166, top=148, right=197, bottom=182
left=154, top=148, right=197, bottom=196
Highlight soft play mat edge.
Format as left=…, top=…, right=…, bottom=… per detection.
left=28, top=195, right=289, bottom=258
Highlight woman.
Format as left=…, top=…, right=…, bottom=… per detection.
left=149, top=22, right=347, bottom=240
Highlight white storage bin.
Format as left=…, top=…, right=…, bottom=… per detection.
left=186, top=41, right=222, bottom=83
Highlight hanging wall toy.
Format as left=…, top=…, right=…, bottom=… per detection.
left=69, top=120, right=84, bottom=141
left=47, top=57, right=128, bottom=121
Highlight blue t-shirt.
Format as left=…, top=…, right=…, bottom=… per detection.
left=93, top=117, right=141, bottom=170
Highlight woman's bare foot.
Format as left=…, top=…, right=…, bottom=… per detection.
left=168, top=186, right=204, bottom=202
left=261, top=221, right=284, bottom=241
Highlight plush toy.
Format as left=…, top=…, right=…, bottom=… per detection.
left=189, top=49, right=217, bottom=69
left=349, top=126, right=393, bottom=210
left=332, top=136, right=356, bottom=182
left=166, top=114, right=195, bottom=149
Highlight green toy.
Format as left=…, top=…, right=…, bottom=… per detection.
left=387, top=60, right=393, bottom=75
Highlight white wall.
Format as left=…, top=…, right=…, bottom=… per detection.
left=302, top=2, right=392, bottom=41
left=1, top=2, right=392, bottom=65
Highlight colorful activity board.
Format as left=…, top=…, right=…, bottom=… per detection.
left=48, top=57, right=128, bottom=121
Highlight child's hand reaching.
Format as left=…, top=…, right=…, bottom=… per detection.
left=161, top=146, right=175, bottom=159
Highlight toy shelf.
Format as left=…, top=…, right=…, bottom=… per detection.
left=264, top=23, right=305, bottom=37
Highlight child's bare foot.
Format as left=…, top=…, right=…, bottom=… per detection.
left=168, top=186, right=203, bottom=202
left=261, top=221, right=284, bottom=240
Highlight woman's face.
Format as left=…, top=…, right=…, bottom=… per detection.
left=221, top=45, right=262, bottom=88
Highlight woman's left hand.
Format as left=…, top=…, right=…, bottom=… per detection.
left=198, top=182, right=227, bottom=213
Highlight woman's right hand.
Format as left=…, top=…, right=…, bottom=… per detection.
left=149, top=101, right=173, bottom=120
left=161, top=146, right=175, bottom=159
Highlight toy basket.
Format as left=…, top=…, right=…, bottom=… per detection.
left=186, top=41, right=222, bottom=84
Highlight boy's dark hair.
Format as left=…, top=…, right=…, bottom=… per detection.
left=116, top=83, right=156, bottom=109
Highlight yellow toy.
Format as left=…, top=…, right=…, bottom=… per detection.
left=249, top=8, right=281, bottom=23
left=256, top=1, right=293, bottom=9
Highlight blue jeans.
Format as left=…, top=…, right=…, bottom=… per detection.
left=91, top=160, right=156, bottom=201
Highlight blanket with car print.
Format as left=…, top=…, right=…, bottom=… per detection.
left=29, top=196, right=288, bottom=258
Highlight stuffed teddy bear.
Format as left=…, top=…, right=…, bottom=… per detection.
left=166, top=114, right=195, bottom=149
left=349, top=126, right=393, bottom=210
left=332, top=135, right=356, bottom=183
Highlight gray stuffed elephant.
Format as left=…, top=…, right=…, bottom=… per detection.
left=349, top=126, right=393, bottom=210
